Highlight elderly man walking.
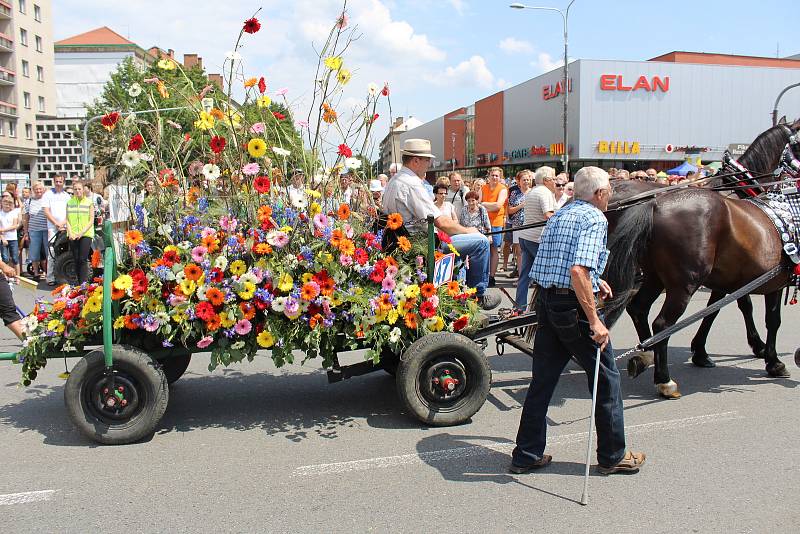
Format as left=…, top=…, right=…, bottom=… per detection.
left=510, top=166, right=645, bottom=475
left=382, top=139, right=500, bottom=310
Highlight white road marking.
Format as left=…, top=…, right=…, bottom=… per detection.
left=0, top=490, right=57, bottom=506
left=294, top=411, right=741, bottom=476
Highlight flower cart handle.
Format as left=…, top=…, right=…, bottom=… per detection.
left=102, top=220, right=116, bottom=368
left=426, top=215, right=435, bottom=282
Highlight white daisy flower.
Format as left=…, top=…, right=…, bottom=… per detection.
left=128, top=83, right=142, bottom=97
left=202, top=163, right=220, bottom=181
left=272, top=146, right=291, bottom=157
left=214, top=256, right=228, bottom=271
left=290, top=192, right=307, bottom=209
left=388, top=327, right=401, bottom=344
left=344, top=157, right=361, bottom=170
left=367, top=82, right=378, bottom=97
left=271, top=296, right=286, bottom=313
left=121, top=150, right=141, bottom=168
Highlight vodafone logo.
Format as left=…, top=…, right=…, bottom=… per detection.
left=665, top=144, right=674, bottom=153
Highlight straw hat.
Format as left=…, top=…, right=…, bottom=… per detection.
left=400, top=138, right=436, bottom=159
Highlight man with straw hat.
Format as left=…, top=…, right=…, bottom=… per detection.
left=382, top=138, right=500, bottom=310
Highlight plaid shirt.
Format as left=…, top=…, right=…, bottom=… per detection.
left=531, top=199, right=609, bottom=292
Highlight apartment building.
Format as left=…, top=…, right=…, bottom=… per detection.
left=0, top=0, right=55, bottom=187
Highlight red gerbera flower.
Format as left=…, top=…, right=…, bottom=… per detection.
left=258, top=77, right=266, bottom=94
left=419, top=300, right=436, bottom=319
left=381, top=84, right=390, bottom=97
left=354, top=248, right=368, bottom=265
left=453, top=315, right=469, bottom=331
left=195, top=301, right=216, bottom=322
left=272, top=111, right=286, bottom=120
left=210, top=135, right=226, bottom=153
left=243, top=17, right=261, bottom=34
left=253, top=176, right=271, bottom=194
left=101, top=111, right=120, bottom=131
left=128, top=133, right=144, bottom=151
left=337, top=143, right=353, bottom=158
left=209, top=267, right=224, bottom=284
left=369, top=266, right=385, bottom=284
left=162, top=249, right=179, bottom=267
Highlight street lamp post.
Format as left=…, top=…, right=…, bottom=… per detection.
left=510, top=1, right=575, bottom=175
left=451, top=132, right=457, bottom=171
left=772, top=82, right=800, bottom=126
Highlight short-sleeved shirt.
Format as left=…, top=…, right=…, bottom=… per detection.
left=448, top=186, right=469, bottom=214
left=517, top=185, right=556, bottom=243
left=0, top=208, right=20, bottom=241
left=436, top=201, right=457, bottom=221
left=41, top=189, right=71, bottom=231
left=381, top=167, right=441, bottom=234
left=530, top=199, right=608, bottom=293
left=24, top=197, right=49, bottom=232
left=507, top=185, right=526, bottom=227
left=459, top=205, right=491, bottom=234
left=481, top=182, right=508, bottom=227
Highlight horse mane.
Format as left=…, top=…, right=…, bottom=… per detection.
left=738, top=119, right=799, bottom=175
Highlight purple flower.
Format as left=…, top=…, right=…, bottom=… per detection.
left=242, top=162, right=260, bottom=176
left=142, top=315, right=159, bottom=332
left=234, top=319, right=252, bottom=335
left=284, top=296, right=299, bottom=317
left=162, top=340, right=174, bottom=348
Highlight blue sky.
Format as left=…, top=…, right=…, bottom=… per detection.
left=54, top=1, right=798, bottom=149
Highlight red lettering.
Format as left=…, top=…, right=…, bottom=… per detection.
left=632, top=76, right=651, bottom=91
left=616, top=75, right=632, bottom=91
left=542, top=85, right=550, bottom=100
left=600, top=74, right=615, bottom=90
left=652, top=76, right=669, bottom=92
left=554, top=80, right=563, bottom=96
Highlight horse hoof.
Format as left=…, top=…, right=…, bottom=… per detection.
left=766, top=362, right=791, bottom=378
left=657, top=380, right=682, bottom=399
left=691, top=355, right=716, bottom=368
left=627, top=351, right=654, bottom=378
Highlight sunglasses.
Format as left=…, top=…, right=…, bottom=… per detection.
left=555, top=184, right=565, bottom=188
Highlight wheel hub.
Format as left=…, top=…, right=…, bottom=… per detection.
left=424, top=360, right=468, bottom=403
left=88, top=373, right=141, bottom=422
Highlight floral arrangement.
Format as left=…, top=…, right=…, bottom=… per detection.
left=18, top=9, right=478, bottom=385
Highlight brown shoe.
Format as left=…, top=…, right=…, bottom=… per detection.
left=597, top=451, right=646, bottom=475
left=509, top=454, right=552, bottom=474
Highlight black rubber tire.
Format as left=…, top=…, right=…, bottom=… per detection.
left=64, top=346, right=168, bottom=445
left=53, top=253, right=92, bottom=286
left=396, top=332, right=491, bottom=426
left=158, top=352, right=192, bottom=385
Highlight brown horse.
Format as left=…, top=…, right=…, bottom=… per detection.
left=603, top=186, right=791, bottom=398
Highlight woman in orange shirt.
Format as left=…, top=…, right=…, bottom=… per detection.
left=479, top=166, right=508, bottom=287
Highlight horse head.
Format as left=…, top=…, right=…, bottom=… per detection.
left=738, top=119, right=800, bottom=175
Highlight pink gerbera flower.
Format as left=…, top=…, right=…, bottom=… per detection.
left=234, top=319, right=252, bottom=335
left=386, top=265, right=399, bottom=278
left=191, top=246, right=208, bottom=263
left=339, top=254, right=353, bottom=267
left=313, top=212, right=329, bottom=230
left=197, top=336, right=214, bottom=349
left=250, top=122, right=265, bottom=134
left=242, top=162, right=260, bottom=176
left=381, top=277, right=396, bottom=291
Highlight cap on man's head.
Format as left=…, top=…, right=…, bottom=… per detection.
left=400, top=138, right=436, bottom=159
left=369, top=179, right=383, bottom=192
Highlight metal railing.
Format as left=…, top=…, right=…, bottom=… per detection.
left=0, top=99, right=16, bottom=116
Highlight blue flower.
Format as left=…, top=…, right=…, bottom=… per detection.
left=162, top=340, right=174, bottom=348
left=198, top=197, right=209, bottom=212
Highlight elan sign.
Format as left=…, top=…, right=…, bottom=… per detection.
left=542, top=78, right=572, bottom=100
left=599, top=74, right=669, bottom=93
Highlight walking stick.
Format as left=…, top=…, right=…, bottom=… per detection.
left=580, top=345, right=602, bottom=506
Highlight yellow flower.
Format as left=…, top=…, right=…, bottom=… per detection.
left=256, top=95, right=272, bottom=108
left=427, top=316, right=445, bottom=332
left=309, top=202, right=322, bottom=216
left=172, top=310, right=188, bottom=323
left=301, top=273, right=314, bottom=284
left=221, top=111, right=242, bottom=128
left=82, top=297, right=102, bottom=317
left=238, top=281, right=256, bottom=300
left=247, top=138, right=267, bottom=158
left=194, top=111, right=215, bottom=130
left=387, top=309, right=399, bottom=325
left=219, top=311, right=236, bottom=328
left=354, top=287, right=363, bottom=295
left=324, top=56, right=343, bottom=70
left=157, top=80, right=169, bottom=99
left=147, top=299, right=161, bottom=312
left=277, top=273, right=293, bottom=292
left=256, top=330, right=275, bottom=348
left=229, top=260, right=246, bottom=276
left=164, top=245, right=180, bottom=255
left=113, top=316, right=126, bottom=329
left=320, top=253, right=333, bottom=264
left=180, top=279, right=197, bottom=296
left=404, top=284, right=420, bottom=299
left=113, top=274, right=133, bottom=291
left=337, top=68, right=351, bottom=85
left=244, top=77, right=258, bottom=88
left=47, top=319, right=65, bottom=333
left=157, top=58, right=176, bottom=70
left=305, top=189, right=321, bottom=199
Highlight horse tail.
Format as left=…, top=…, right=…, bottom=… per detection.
left=604, top=200, right=655, bottom=327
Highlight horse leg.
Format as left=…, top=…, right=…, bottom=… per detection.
left=651, top=288, right=696, bottom=399
left=626, top=277, right=663, bottom=378
left=737, top=295, right=766, bottom=359
left=763, top=291, right=790, bottom=378
left=689, top=290, right=724, bottom=368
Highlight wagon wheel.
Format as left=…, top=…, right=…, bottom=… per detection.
left=396, top=332, right=491, bottom=426
left=53, top=253, right=93, bottom=286
left=794, top=347, right=800, bottom=369
left=64, top=345, right=168, bottom=445
left=157, top=351, right=192, bottom=385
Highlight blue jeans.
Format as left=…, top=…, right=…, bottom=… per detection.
left=514, top=238, right=539, bottom=311
left=512, top=290, right=626, bottom=468
left=450, top=232, right=490, bottom=296
left=0, top=239, right=18, bottom=266
left=28, top=229, right=48, bottom=262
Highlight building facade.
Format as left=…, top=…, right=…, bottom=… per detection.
left=0, top=0, right=55, bottom=188
left=398, top=52, right=800, bottom=179
left=378, top=115, right=422, bottom=173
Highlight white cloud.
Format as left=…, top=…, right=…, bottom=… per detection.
left=447, top=0, right=467, bottom=15
left=499, top=37, right=534, bottom=54
left=427, top=55, right=495, bottom=90
left=531, top=52, right=564, bottom=73
left=496, top=78, right=509, bottom=89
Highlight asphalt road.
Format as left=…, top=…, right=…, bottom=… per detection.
left=1, top=277, right=799, bottom=533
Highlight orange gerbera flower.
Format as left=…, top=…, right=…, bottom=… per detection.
left=434, top=251, right=444, bottom=261
left=257, top=205, right=273, bottom=222
left=378, top=293, right=393, bottom=312
left=384, top=256, right=398, bottom=269
left=309, top=313, right=323, bottom=329
left=239, top=302, right=256, bottom=320
left=52, top=300, right=66, bottom=312
left=124, top=229, right=143, bottom=247
left=210, top=107, right=225, bottom=120
left=404, top=297, right=417, bottom=311
left=244, top=77, right=258, bottom=88
left=205, top=287, right=224, bottom=306
left=186, top=186, right=201, bottom=204
left=301, top=282, right=320, bottom=301
left=404, top=312, right=419, bottom=330
left=184, top=263, right=203, bottom=281
left=337, top=203, right=351, bottom=220
left=386, top=213, right=403, bottom=230
left=447, top=281, right=460, bottom=297
left=205, top=314, right=222, bottom=331
left=111, top=286, right=125, bottom=300
left=91, top=249, right=102, bottom=268
left=201, top=235, right=220, bottom=253
left=254, top=242, right=272, bottom=255
left=420, top=283, right=436, bottom=299
left=319, top=277, right=336, bottom=296
left=330, top=229, right=344, bottom=248
left=396, top=236, right=411, bottom=253
left=124, top=314, right=139, bottom=330
left=339, top=238, right=355, bottom=257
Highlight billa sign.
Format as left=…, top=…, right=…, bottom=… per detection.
left=599, top=74, right=669, bottom=93
left=597, top=141, right=640, bottom=155
left=542, top=78, right=572, bottom=100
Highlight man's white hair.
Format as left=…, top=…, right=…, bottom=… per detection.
left=533, top=166, right=556, bottom=185
left=389, top=163, right=402, bottom=173
left=573, top=166, right=610, bottom=201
